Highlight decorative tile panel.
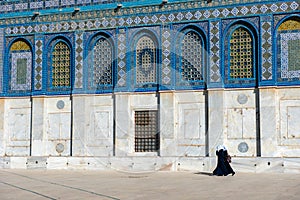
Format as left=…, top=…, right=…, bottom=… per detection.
left=117, top=29, right=126, bottom=87
left=279, top=32, right=300, bottom=79
left=161, top=25, right=171, bottom=85
left=11, top=52, right=32, bottom=91
left=209, top=21, right=221, bottom=83
left=3, top=1, right=298, bottom=36
left=34, top=36, right=43, bottom=90
left=261, top=16, right=273, bottom=81
left=75, top=31, right=83, bottom=89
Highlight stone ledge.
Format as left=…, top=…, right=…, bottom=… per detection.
left=0, top=156, right=299, bottom=173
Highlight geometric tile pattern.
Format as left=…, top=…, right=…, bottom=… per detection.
left=0, top=1, right=298, bottom=17
left=75, top=31, right=83, bottom=89
left=11, top=52, right=32, bottom=91
left=209, top=21, right=221, bottom=83
left=279, top=32, right=300, bottom=79
left=4, top=1, right=299, bottom=36
left=161, top=25, right=171, bottom=85
left=34, top=36, right=43, bottom=90
left=117, top=29, right=126, bottom=87
left=261, top=16, right=273, bottom=81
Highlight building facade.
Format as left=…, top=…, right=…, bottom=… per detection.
left=0, top=0, right=299, bottom=173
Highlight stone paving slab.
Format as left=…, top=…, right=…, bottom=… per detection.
left=0, top=169, right=300, bottom=200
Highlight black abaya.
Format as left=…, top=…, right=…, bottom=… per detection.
left=213, top=149, right=235, bottom=176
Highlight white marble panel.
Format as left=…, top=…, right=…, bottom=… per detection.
left=226, top=108, right=243, bottom=139
left=48, top=113, right=71, bottom=140
left=5, top=99, right=31, bottom=156
left=279, top=99, right=300, bottom=146
left=287, top=106, right=300, bottom=139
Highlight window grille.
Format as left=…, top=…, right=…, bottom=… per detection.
left=181, top=31, right=203, bottom=81
left=136, top=36, right=156, bottom=84
left=135, top=110, right=159, bottom=152
left=229, top=27, right=253, bottom=79
left=92, top=38, right=112, bottom=86
left=51, top=41, right=71, bottom=88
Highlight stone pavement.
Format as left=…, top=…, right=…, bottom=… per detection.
left=0, top=169, right=300, bottom=200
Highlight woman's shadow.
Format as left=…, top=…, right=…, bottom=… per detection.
left=194, top=172, right=214, bottom=176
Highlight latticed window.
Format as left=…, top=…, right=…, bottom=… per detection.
left=136, top=36, right=156, bottom=84
left=92, top=38, right=112, bottom=86
left=229, top=27, right=253, bottom=79
left=51, top=41, right=71, bottom=88
left=135, top=110, right=159, bottom=152
left=181, top=31, right=203, bottom=81
left=10, top=40, right=32, bottom=91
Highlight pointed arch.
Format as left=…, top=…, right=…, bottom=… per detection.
left=229, top=27, right=253, bottom=79
left=87, top=32, right=114, bottom=90
left=176, top=25, right=207, bottom=86
left=9, top=38, right=33, bottom=92
left=47, top=36, right=73, bottom=91
left=224, top=22, right=258, bottom=86
left=131, top=30, right=159, bottom=87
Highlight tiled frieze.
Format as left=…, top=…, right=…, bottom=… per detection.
left=75, top=31, right=83, bottom=89
left=3, top=1, right=299, bottom=36
left=261, top=16, right=273, bottom=81
left=117, top=29, right=126, bottom=87
left=34, top=36, right=43, bottom=90
left=209, top=20, right=221, bottom=83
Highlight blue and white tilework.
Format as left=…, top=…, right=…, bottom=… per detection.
left=162, top=25, right=171, bottom=85
left=11, top=52, right=32, bottom=91
left=34, top=36, right=43, bottom=90
left=261, top=16, right=273, bottom=81
left=75, top=31, right=84, bottom=89
left=117, top=29, right=126, bottom=87
left=280, top=32, right=300, bottom=79
left=209, top=21, right=221, bottom=83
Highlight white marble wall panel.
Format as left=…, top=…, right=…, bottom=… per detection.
left=160, top=93, right=176, bottom=156
left=279, top=99, right=300, bottom=146
left=116, top=93, right=158, bottom=156
left=73, top=95, right=113, bottom=157
left=45, top=97, right=71, bottom=156
left=175, top=92, right=206, bottom=157
left=260, top=88, right=278, bottom=157
left=208, top=90, right=224, bottom=156
left=4, top=98, right=31, bottom=156
left=223, top=89, right=257, bottom=157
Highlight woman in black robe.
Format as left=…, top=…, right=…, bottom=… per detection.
left=213, top=145, right=235, bottom=176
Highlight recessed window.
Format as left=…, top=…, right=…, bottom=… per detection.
left=135, top=110, right=159, bottom=152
